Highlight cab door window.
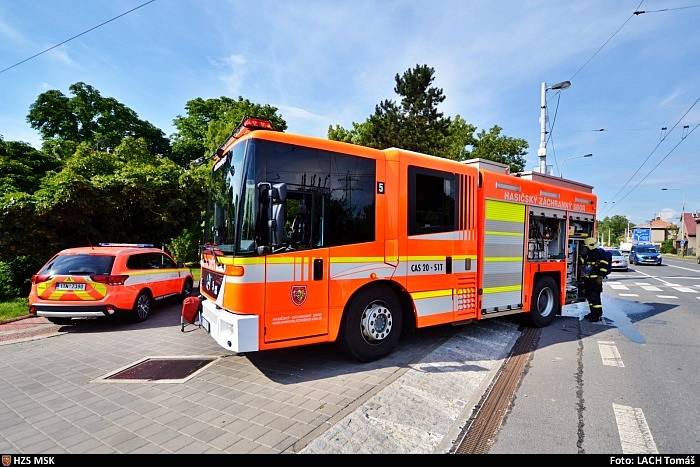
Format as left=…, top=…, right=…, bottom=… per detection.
left=408, top=166, right=456, bottom=235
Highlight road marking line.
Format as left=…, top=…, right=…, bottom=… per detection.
left=609, top=284, right=629, bottom=290
left=598, top=341, right=624, bottom=367
left=607, top=281, right=621, bottom=285
left=672, top=286, right=696, bottom=293
left=664, top=283, right=681, bottom=287
left=666, top=263, right=700, bottom=273
left=657, top=295, right=678, bottom=299
left=634, top=282, right=650, bottom=286
left=641, top=285, right=662, bottom=291
left=618, top=293, right=638, bottom=297
left=613, top=403, right=658, bottom=454
left=633, top=269, right=672, bottom=285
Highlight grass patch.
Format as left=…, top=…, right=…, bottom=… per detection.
left=189, top=268, right=201, bottom=282
left=0, top=298, right=29, bottom=321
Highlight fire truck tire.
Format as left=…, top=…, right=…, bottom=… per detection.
left=340, top=286, right=404, bottom=362
left=529, top=276, right=559, bottom=327
left=132, top=290, right=152, bottom=322
left=47, top=317, right=72, bottom=326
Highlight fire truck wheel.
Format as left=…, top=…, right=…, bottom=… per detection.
left=529, top=276, right=559, bottom=327
left=132, top=291, right=152, bottom=322
left=341, top=286, right=403, bottom=362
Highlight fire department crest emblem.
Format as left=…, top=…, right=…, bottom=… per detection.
left=291, top=285, right=307, bottom=306
left=2, top=455, right=11, bottom=467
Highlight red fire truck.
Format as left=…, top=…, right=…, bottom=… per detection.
left=193, top=118, right=596, bottom=361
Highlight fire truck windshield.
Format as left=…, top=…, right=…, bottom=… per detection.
left=204, top=139, right=254, bottom=255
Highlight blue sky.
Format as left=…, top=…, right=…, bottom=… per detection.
left=1, top=0, right=698, bottom=225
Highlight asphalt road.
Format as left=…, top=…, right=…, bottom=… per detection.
left=491, top=256, right=700, bottom=454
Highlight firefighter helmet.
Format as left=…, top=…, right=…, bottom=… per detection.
left=583, top=237, right=598, bottom=249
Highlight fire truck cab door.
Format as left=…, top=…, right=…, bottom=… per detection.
left=264, top=249, right=330, bottom=342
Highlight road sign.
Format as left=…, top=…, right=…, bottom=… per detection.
left=632, top=228, right=651, bottom=242
left=680, top=239, right=686, bottom=246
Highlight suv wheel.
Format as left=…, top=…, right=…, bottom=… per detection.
left=133, top=291, right=152, bottom=322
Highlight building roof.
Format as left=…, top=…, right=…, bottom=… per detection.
left=638, top=217, right=675, bottom=230
left=682, top=212, right=698, bottom=237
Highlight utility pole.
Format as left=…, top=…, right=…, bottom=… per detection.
left=537, top=80, right=571, bottom=175
left=538, top=82, right=548, bottom=174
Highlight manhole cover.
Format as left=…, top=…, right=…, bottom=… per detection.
left=95, top=356, right=218, bottom=383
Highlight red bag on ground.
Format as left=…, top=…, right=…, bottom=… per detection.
left=181, top=297, right=201, bottom=325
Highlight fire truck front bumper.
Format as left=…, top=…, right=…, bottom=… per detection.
left=200, top=299, right=259, bottom=353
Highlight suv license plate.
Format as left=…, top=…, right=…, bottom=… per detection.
left=56, top=283, right=86, bottom=291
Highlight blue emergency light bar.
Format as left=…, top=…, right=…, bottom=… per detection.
left=97, top=243, right=156, bottom=248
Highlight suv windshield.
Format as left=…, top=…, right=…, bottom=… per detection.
left=41, top=254, right=115, bottom=275
left=608, top=250, right=622, bottom=256
left=636, top=246, right=657, bottom=253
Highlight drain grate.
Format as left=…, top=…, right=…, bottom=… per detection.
left=96, top=356, right=217, bottom=383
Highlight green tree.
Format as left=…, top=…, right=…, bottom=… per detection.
left=468, top=126, right=528, bottom=173
left=0, top=137, right=60, bottom=195
left=171, top=97, right=287, bottom=166
left=328, top=64, right=528, bottom=172
left=598, top=215, right=634, bottom=246
left=27, top=82, right=170, bottom=156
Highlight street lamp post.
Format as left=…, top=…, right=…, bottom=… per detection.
left=560, top=153, right=593, bottom=177
left=538, top=80, right=571, bottom=174
left=661, top=188, right=686, bottom=256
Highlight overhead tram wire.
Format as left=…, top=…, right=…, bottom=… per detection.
left=569, top=0, right=645, bottom=81
left=0, top=0, right=156, bottom=75
left=602, top=96, right=700, bottom=214
left=611, top=123, right=700, bottom=208
left=634, top=4, right=700, bottom=15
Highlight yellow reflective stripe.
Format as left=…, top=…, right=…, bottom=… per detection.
left=485, top=231, right=523, bottom=237
left=330, top=256, right=384, bottom=263
left=74, top=291, right=93, bottom=300
left=485, top=199, right=525, bottom=222
left=91, top=282, right=107, bottom=296
left=127, top=269, right=187, bottom=276
left=400, top=255, right=447, bottom=261
left=266, top=257, right=297, bottom=264
left=37, top=282, right=49, bottom=295
left=599, top=260, right=609, bottom=264
left=589, top=275, right=598, bottom=278
left=484, top=257, right=523, bottom=263
left=600, top=268, right=608, bottom=272
left=483, top=285, right=522, bottom=294
left=411, top=289, right=453, bottom=300
left=591, top=305, right=602, bottom=308
left=453, top=254, right=477, bottom=260
left=213, top=256, right=265, bottom=265
left=233, top=257, right=265, bottom=265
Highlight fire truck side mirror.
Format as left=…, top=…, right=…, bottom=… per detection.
left=271, top=183, right=287, bottom=203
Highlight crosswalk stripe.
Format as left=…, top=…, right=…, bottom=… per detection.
left=672, top=286, right=696, bottom=293
left=641, top=285, right=662, bottom=291
left=613, top=404, right=658, bottom=454
left=618, top=293, right=638, bottom=297
left=598, top=341, right=625, bottom=367
left=609, top=284, right=629, bottom=290
left=634, top=282, right=650, bottom=286
left=657, top=295, right=678, bottom=299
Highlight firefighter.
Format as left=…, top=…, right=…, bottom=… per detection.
left=579, top=237, right=611, bottom=322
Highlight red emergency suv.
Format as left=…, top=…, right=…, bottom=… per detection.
left=28, top=244, right=193, bottom=324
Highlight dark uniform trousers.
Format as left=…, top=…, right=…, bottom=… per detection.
left=584, top=278, right=603, bottom=317
left=580, top=248, right=610, bottom=319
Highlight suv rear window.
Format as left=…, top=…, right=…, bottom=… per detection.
left=41, top=254, right=115, bottom=275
